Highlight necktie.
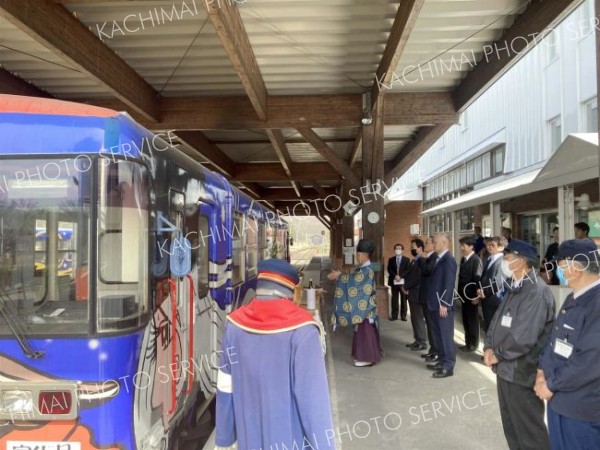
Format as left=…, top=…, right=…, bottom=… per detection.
left=397, top=257, right=400, bottom=273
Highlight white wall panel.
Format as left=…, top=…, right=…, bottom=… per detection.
left=392, top=0, right=597, bottom=195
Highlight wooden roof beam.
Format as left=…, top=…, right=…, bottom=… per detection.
left=260, top=188, right=335, bottom=202
left=176, top=131, right=235, bottom=177
left=203, top=0, right=267, bottom=120
left=233, top=162, right=355, bottom=182
left=371, top=0, right=425, bottom=107
left=266, top=129, right=293, bottom=177
left=296, top=128, right=362, bottom=189
left=76, top=92, right=456, bottom=130
left=348, top=130, right=363, bottom=169
left=0, top=67, right=52, bottom=97
left=0, top=0, right=160, bottom=121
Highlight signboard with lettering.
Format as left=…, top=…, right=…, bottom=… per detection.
left=7, top=442, right=81, bottom=450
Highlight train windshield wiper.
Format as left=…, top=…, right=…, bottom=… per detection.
left=0, top=289, right=45, bottom=359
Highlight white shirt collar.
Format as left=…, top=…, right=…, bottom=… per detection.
left=465, top=251, right=475, bottom=261
left=361, top=259, right=371, bottom=268
left=437, top=249, right=449, bottom=259
left=574, top=278, right=600, bottom=299
left=490, top=252, right=503, bottom=263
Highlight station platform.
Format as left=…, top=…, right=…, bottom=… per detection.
left=313, top=256, right=509, bottom=450
left=204, top=256, right=510, bottom=450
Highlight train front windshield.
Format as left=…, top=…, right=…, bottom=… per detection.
left=0, top=158, right=91, bottom=335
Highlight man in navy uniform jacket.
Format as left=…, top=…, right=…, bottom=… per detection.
left=484, top=239, right=555, bottom=450
left=426, top=232, right=458, bottom=378
left=536, top=239, right=600, bottom=450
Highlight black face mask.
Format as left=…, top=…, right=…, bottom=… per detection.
left=410, top=249, right=418, bottom=257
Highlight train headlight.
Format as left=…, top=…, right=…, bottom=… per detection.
left=1, top=390, right=33, bottom=416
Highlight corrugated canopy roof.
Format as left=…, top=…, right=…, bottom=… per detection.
left=0, top=0, right=581, bottom=220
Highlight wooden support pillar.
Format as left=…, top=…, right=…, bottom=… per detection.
left=338, top=182, right=356, bottom=269
left=361, top=97, right=387, bottom=318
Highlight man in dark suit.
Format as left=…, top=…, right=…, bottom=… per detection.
left=457, top=236, right=483, bottom=352
left=426, top=233, right=458, bottom=378
left=474, top=226, right=485, bottom=254
left=402, top=238, right=427, bottom=351
left=387, top=243, right=410, bottom=321
left=476, top=236, right=509, bottom=332
left=417, top=237, right=439, bottom=361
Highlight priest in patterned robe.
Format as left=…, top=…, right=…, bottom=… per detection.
left=328, top=239, right=382, bottom=367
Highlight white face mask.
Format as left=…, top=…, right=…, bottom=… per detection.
left=394, top=249, right=402, bottom=256
left=500, top=259, right=514, bottom=278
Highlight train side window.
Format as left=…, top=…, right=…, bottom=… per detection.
left=231, top=213, right=244, bottom=285
left=97, top=161, right=149, bottom=332
left=246, top=216, right=258, bottom=278
left=197, top=215, right=209, bottom=298
left=258, top=220, right=267, bottom=261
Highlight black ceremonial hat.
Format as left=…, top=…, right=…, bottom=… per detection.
left=356, top=239, right=375, bottom=256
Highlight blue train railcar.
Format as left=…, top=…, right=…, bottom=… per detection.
left=0, top=95, right=286, bottom=450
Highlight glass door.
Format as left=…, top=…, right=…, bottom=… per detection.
left=520, top=214, right=542, bottom=261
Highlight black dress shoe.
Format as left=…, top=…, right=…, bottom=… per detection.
left=411, top=344, right=428, bottom=351
left=389, top=317, right=398, bottom=321
left=464, top=346, right=477, bottom=353
left=458, top=345, right=469, bottom=350
left=406, top=341, right=418, bottom=348
left=425, top=355, right=440, bottom=363
left=421, top=352, right=435, bottom=359
left=432, top=369, right=454, bottom=378
left=426, top=363, right=443, bottom=371
left=401, top=317, right=408, bottom=321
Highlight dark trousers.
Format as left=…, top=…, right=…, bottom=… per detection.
left=482, top=296, right=500, bottom=332
left=424, top=306, right=438, bottom=354
left=547, top=407, right=600, bottom=450
left=429, top=308, right=456, bottom=371
left=390, top=285, right=407, bottom=320
left=408, top=301, right=427, bottom=345
left=497, top=377, right=550, bottom=450
left=461, top=299, right=480, bottom=348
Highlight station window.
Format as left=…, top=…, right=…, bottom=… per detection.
left=459, top=208, right=475, bottom=231
left=231, top=213, right=244, bottom=285
left=467, top=161, right=475, bottom=185
left=549, top=116, right=562, bottom=152
left=584, top=98, right=598, bottom=133
left=482, top=153, right=491, bottom=179
left=546, top=30, right=559, bottom=63
left=493, top=146, right=505, bottom=175
left=474, top=157, right=482, bottom=183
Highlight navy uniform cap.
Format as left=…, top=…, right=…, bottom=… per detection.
left=504, top=239, right=537, bottom=260
left=555, top=239, right=598, bottom=263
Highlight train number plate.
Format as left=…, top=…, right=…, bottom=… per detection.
left=7, top=442, right=81, bottom=450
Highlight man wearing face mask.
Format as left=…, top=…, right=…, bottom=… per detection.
left=483, top=239, right=555, bottom=450
left=536, top=239, right=600, bottom=450
left=402, top=239, right=428, bottom=351
left=387, top=243, right=410, bottom=321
